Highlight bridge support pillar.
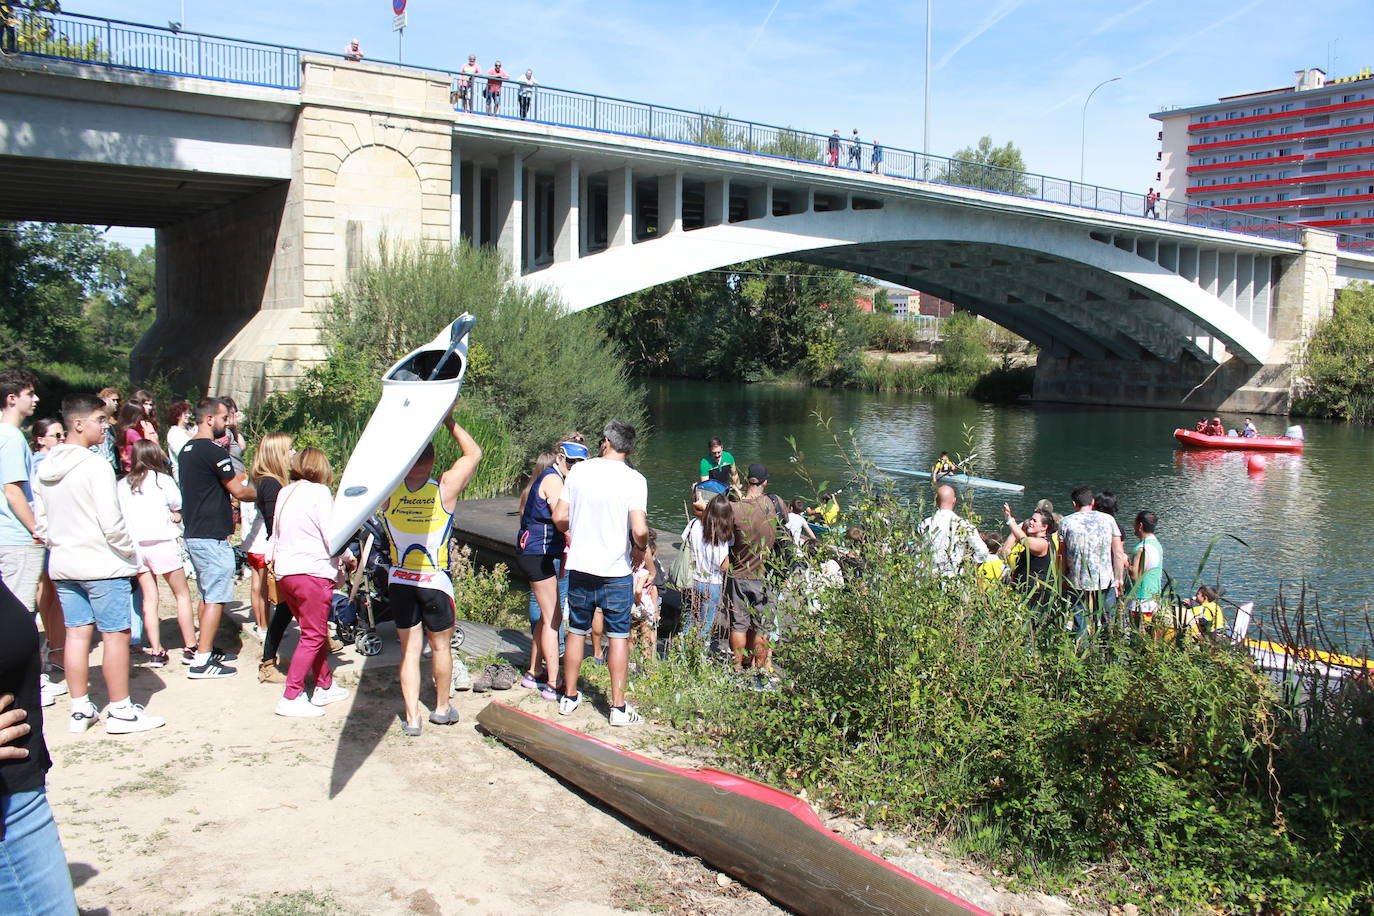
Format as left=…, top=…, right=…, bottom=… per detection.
left=658, top=172, right=682, bottom=235
left=704, top=179, right=728, bottom=226
left=140, top=56, right=461, bottom=404
left=554, top=160, right=580, bottom=262
left=607, top=166, right=633, bottom=247
left=1270, top=228, right=1337, bottom=364
left=497, top=154, right=523, bottom=269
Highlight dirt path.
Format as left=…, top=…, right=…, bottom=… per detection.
left=41, top=584, right=1086, bottom=916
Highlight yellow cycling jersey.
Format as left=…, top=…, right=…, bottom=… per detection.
left=383, top=478, right=454, bottom=595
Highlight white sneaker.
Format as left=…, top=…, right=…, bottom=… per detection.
left=558, top=691, right=582, bottom=716
left=69, top=704, right=98, bottom=733
left=451, top=663, right=473, bottom=691
left=309, top=684, right=349, bottom=707
left=609, top=703, right=644, bottom=727
left=39, top=673, right=67, bottom=707
left=276, top=693, right=325, bottom=718
left=105, top=704, right=166, bottom=735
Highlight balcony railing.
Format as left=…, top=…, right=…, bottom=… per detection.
left=4, top=4, right=1352, bottom=250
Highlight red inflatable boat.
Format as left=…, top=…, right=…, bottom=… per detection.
left=1173, top=428, right=1304, bottom=451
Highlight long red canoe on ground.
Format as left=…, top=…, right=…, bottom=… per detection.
left=1173, top=428, right=1304, bottom=452
left=476, top=702, right=992, bottom=916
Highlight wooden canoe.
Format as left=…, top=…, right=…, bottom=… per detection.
left=476, top=702, right=991, bottom=916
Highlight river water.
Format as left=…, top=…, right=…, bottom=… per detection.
left=631, top=379, right=1374, bottom=653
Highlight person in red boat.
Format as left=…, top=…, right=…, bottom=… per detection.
left=1207, top=417, right=1225, bottom=437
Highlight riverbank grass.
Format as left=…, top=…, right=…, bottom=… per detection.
left=632, top=472, right=1373, bottom=913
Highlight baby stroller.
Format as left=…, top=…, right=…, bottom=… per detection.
left=336, top=515, right=395, bottom=656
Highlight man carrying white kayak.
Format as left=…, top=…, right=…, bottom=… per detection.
left=382, top=407, right=482, bottom=736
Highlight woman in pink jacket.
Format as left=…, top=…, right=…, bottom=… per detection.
left=271, top=448, right=352, bottom=718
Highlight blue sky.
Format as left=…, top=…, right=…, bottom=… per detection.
left=84, top=0, right=1373, bottom=249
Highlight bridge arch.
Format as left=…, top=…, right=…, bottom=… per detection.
left=524, top=202, right=1275, bottom=365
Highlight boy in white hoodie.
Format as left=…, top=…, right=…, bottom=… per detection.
left=34, top=393, right=165, bottom=735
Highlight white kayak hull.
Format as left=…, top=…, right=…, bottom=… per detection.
left=326, top=315, right=474, bottom=555
left=876, top=466, right=1025, bottom=493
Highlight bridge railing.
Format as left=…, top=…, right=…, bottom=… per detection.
left=0, top=4, right=1343, bottom=250
left=6, top=4, right=301, bottom=89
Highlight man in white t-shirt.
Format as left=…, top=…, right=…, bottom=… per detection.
left=552, top=420, right=650, bottom=726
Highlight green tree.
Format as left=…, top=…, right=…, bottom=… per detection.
left=0, top=222, right=108, bottom=364
left=84, top=244, right=156, bottom=356
left=937, top=310, right=992, bottom=374
left=603, top=260, right=863, bottom=384
left=1297, top=280, right=1374, bottom=422
left=872, top=288, right=893, bottom=315
left=936, top=136, right=1034, bottom=196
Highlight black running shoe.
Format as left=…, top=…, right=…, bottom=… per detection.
left=187, top=657, right=237, bottom=679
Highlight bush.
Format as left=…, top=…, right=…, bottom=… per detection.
left=858, top=313, right=922, bottom=352
left=937, top=311, right=993, bottom=374
left=636, top=444, right=1373, bottom=912
left=326, top=241, right=644, bottom=457
left=1296, top=280, right=1374, bottom=422
left=245, top=241, right=646, bottom=497
left=448, top=543, right=525, bottom=627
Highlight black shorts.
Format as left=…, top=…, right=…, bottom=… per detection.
left=515, top=553, right=559, bottom=583
left=389, top=583, right=456, bottom=632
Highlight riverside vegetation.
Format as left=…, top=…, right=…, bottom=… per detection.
left=245, top=242, right=644, bottom=500
left=1296, top=280, right=1374, bottom=423
left=636, top=434, right=1373, bottom=913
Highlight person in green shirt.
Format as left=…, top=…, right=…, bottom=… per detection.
left=1125, top=510, right=1163, bottom=621
left=698, top=437, right=734, bottom=486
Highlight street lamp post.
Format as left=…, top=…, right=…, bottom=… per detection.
left=1080, top=76, right=1121, bottom=190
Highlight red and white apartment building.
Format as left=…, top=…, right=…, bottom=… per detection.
left=1152, top=67, right=1374, bottom=239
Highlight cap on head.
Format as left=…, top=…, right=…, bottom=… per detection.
left=559, top=441, right=589, bottom=462
left=747, top=463, right=768, bottom=483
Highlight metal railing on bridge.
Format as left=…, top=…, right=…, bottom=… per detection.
left=6, top=4, right=300, bottom=89
left=4, top=4, right=1355, bottom=252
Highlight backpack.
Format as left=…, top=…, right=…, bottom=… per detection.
left=667, top=519, right=698, bottom=591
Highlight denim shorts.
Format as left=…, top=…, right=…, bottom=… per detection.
left=566, top=571, right=632, bottom=639
left=185, top=537, right=234, bottom=604
left=54, top=577, right=133, bottom=633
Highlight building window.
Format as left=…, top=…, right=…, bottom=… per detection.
left=1250, top=151, right=1267, bottom=159
left=1343, top=94, right=1365, bottom=103
left=1339, top=140, right=1362, bottom=149
left=1276, top=193, right=1289, bottom=201
left=1225, top=133, right=1238, bottom=141
left=1337, top=187, right=1353, bottom=196
left=1338, top=163, right=1356, bottom=172
left=1249, top=195, right=1265, bottom=203
left=1253, top=107, right=1269, bottom=116
left=1278, top=170, right=1292, bottom=178
left=1339, top=117, right=1358, bottom=126
left=1336, top=210, right=1352, bottom=219
left=1280, top=103, right=1294, bottom=112
left=1223, top=197, right=1238, bottom=205
left=1278, top=148, right=1293, bottom=156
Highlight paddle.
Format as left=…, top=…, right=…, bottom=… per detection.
left=427, top=314, right=476, bottom=381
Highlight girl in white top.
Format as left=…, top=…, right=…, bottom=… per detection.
left=115, top=439, right=193, bottom=667
left=784, top=497, right=817, bottom=543
left=682, top=493, right=733, bottom=649
left=164, top=401, right=194, bottom=482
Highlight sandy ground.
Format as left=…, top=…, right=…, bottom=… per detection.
left=38, top=580, right=1087, bottom=916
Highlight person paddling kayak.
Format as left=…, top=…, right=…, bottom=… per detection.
left=931, top=451, right=958, bottom=481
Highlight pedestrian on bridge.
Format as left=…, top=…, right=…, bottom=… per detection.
left=1145, top=187, right=1159, bottom=218
left=485, top=60, right=508, bottom=115
left=455, top=54, right=480, bottom=113
left=342, top=38, right=363, bottom=62
left=518, top=69, right=537, bottom=119
left=871, top=140, right=883, bottom=175
left=849, top=129, right=862, bottom=169
left=827, top=130, right=840, bottom=167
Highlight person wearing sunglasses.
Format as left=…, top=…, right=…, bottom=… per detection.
left=28, top=418, right=64, bottom=475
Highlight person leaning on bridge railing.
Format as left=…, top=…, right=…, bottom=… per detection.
left=1, top=2, right=19, bottom=55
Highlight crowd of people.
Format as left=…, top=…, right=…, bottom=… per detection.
left=827, top=128, right=884, bottom=174
left=451, top=54, right=539, bottom=119
left=1193, top=415, right=1262, bottom=438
